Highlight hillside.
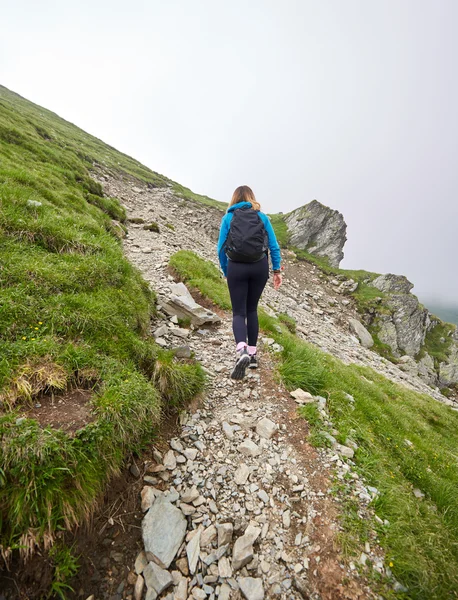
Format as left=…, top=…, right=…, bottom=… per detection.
left=2, top=86, right=458, bottom=600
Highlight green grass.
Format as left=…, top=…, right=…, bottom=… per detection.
left=0, top=86, right=205, bottom=559
left=268, top=213, right=290, bottom=248
left=169, top=250, right=231, bottom=310
left=419, top=320, right=456, bottom=367
left=48, top=544, right=79, bottom=600
left=170, top=249, right=458, bottom=599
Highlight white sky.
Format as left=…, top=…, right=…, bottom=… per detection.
left=1, top=0, right=457, bottom=305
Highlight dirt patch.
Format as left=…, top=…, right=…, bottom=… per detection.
left=0, top=410, right=185, bottom=600
left=21, top=388, right=94, bottom=435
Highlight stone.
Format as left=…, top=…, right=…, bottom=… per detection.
left=154, top=324, right=168, bottom=338
left=184, top=448, right=198, bottom=461
left=336, top=444, right=355, bottom=459
left=161, top=288, right=221, bottom=327
left=257, top=490, right=269, bottom=504
left=238, top=439, right=261, bottom=457
left=143, top=561, right=173, bottom=594
left=217, top=523, right=234, bottom=547
left=175, top=557, right=189, bottom=576
left=175, top=578, right=188, bottom=600
left=173, top=346, right=192, bottom=359
left=218, top=556, right=233, bottom=578
left=413, top=488, right=425, bottom=499
left=201, top=524, right=217, bottom=547
left=186, top=526, right=202, bottom=574
left=238, top=577, right=264, bottom=600
left=282, top=510, right=291, bottom=528
left=142, top=495, right=187, bottom=568
left=163, top=450, right=177, bottom=470
left=232, top=526, right=261, bottom=571
left=141, top=486, right=157, bottom=512
left=192, top=588, right=207, bottom=600
left=255, top=418, right=277, bottom=440
left=181, top=486, right=200, bottom=503
left=348, top=318, right=374, bottom=349
left=134, top=574, right=145, bottom=600
left=222, top=421, right=235, bottom=440
left=234, top=464, right=251, bottom=485
left=135, top=550, right=149, bottom=574
left=284, top=200, right=347, bottom=267
left=219, top=583, right=232, bottom=600
left=27, top=199, right=42, bottom=207
left=130, top=462, right=141, bottom=477
left=290, top=389, right=314, bottom=404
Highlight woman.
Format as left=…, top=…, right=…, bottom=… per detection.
left=217, top=185, right=283, bottom=380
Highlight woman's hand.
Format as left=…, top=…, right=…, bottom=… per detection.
left=273, top=272, right=283, bottom=290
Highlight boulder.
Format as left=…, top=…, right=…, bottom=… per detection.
left=142, top=495, right=187, bottom=568
left=160, top=282, right=221, bottom=326
left=284, top=200, right=347, bottom=267
left=348, top=318, right=374, bottom=348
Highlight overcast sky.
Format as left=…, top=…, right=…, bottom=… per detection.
left=1, top=0, right=457, bottom=305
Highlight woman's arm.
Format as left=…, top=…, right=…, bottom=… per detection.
left=261, top=213, right=282, bottom=272
left=216, top=215, right=230, bottom=276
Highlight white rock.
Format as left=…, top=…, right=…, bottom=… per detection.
left=290, top=389, right=314, bottom=404
left=222, top=421, right=235, bottom=440
left=238, top=577, right=264, bottom=600
left=142, top=495, right=187, bottom=568
left=186, top=526, right=202, bottom=574
left=218, top=583, right=232, bottom=600
left=282, top=510, right=291, bottom=529
left=256, top=417, right=277, bottom=440
left=141, top=486, right=157, bottom=512
left=163, top=450, right=177, bottom=470
left=232, top=526, right=261, bottom=571
left=234, top=464, right=251, bottom=485
left=181, top=486, right=200, bottom=503
left=134, top=574, right=145, bottom=600
left=238, top=439, right=261, bottom=457
left=175, top=578, right=188, bottom=600
left=143, top=561, right=173, bottom=594
left=201, top=524, right=217, bottom=547
left=218, top=556, right=233, bottom=578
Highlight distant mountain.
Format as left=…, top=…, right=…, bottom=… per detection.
left=426, top=303, right=458, bottom=326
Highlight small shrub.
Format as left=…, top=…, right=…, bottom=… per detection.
left=128, top=217, right=145, bottom=224
left=144, top=222, right=160, bottom=233
left=165, top=223, right=175, bottom=231
left=278, top=312, right=296, bottom=334
left=48, top=544, right=79, bottom=600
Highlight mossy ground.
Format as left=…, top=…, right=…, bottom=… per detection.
left=170, top=249, right=458, bottom=600
left=0, top=86, right=205, bottom=561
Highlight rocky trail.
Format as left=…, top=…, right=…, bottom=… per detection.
left=67, top=173, right=412, bottom=600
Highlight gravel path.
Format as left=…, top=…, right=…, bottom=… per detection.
left=94, top=175, right=390, bottom=600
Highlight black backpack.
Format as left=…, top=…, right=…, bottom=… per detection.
left=224, top=206, right=268, bottom=263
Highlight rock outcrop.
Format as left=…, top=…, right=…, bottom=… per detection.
left=366, top=274, right=458, bottom=389
left=369, top=274, right=430, bottom=357
left=285, top=200, right=347, bottom=267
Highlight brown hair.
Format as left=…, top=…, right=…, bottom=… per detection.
left=229, top=185, right=261, bottom=211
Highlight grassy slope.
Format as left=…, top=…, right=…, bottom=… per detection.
left=0, top=86, right=206, bottom=557
left=170, top=249, right=458, bottom=600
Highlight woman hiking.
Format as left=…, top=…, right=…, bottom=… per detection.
left=217, top=185, right=283, bottom=380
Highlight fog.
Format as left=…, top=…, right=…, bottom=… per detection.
left=1, top=0, right=457, bottom=304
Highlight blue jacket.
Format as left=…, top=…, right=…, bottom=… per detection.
left=217, top=201, right=282, bottom=276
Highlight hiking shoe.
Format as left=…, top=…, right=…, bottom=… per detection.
left=249, top=354, right=258, bottom=369
left=231, top=349, right=250, bottom=380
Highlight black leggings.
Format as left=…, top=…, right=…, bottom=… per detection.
left=226, top=255, right=269, bottom=346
